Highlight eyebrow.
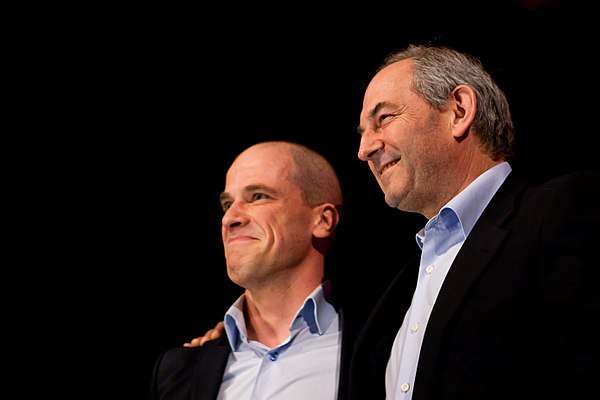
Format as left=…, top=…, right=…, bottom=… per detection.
left=357, top=101, right=392, bottom=136
left=219, top=192, right=231, bottom=203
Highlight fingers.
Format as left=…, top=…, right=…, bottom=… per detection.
left=214, top=321, right=225, bottom=335
left=182, top=321, right=226, bottom=347
left=182, top=336, right=204, bottom=348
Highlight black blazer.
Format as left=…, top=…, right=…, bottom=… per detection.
left=148, top=307, right=359, bottom=400
left=348, top=170, right=600, bottom=400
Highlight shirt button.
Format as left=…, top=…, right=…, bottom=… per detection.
left=401, top=382, right=410, bottom=392
left=411, top=322, right=419, bottom=332
left=425, top=264, right=434, bottom=274
left=269, top=352, right=278, bottom=361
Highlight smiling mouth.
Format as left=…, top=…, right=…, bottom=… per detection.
left=380, top=160, right=399, bottom=175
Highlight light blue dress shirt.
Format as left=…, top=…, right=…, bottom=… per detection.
left=385, top=162, right=512, bottom=399
left=217, top=281, right=342, bottom=400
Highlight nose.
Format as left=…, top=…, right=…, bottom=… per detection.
left=222, top=202, right=247, bottom=228
left=358, top=130, right=383, bottom=161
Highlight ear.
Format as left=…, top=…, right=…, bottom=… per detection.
left=449, top=84, right=476, bottom=139
left=312, top=203, right=340, bottom=239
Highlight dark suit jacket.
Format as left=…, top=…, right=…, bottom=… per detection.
left=348, top=170, right=600, bottom=400
left=148, top=306, right=359, bottom=400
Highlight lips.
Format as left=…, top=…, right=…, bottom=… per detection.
left=226, top=235, right=259, bottom=246
left=379, top=159, right=399, bottom=175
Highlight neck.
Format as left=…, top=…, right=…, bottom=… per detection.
left=422, top=155, right=503, bottom=219
left=243, top=267, right=324, bottom=348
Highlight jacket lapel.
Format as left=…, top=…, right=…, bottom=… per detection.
left=191, top=336, right=231, bottom=400
left=414, top=172, right=526, bottom=398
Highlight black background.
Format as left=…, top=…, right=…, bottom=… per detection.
left=55, top=1, right=598, bottom=397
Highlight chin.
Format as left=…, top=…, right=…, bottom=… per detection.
left=384, top=192, right=400, bottom=209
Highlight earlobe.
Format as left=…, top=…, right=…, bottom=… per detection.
left=451, top=85, right=476, bottom=139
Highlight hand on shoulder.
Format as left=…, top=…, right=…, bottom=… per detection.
left=183, top=321, right=225, bottom=347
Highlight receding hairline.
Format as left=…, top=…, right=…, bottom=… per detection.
left=238, top=141, right=343, bottom=210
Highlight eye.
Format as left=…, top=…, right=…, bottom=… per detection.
left=252, top=192, right=271, bottom=201
left=378, top=113, right=394, bottom=125
left=221, top=201, right=232, bottom=212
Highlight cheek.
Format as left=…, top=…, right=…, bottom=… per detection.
left=280, top=213, right=314, bottom=241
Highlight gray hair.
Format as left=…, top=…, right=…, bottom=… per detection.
left=381, top=44, right=516, bottom=161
